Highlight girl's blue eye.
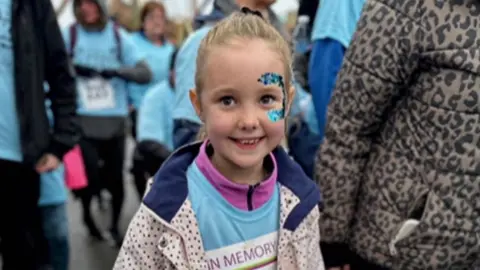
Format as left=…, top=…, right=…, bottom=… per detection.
left=260, top=95, right=276, bottom=105
left=219, top=96, right=235, bottom=106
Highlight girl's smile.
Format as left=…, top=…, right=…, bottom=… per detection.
left=229, top=136, right=266, bottom=150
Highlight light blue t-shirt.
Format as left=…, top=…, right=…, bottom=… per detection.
left=0, top=0, right=22, bottom=162
left=39, top=165, right=67, bottom=206
left=39, top=99, right=68, bottom=206
left=137, top=80, right=175, bottom=151
left=173, top=25, right=213, bottom=124
left=127, top=32, right=175, bottom=109
left=187, top=162, right=280, bottom=269
left=62, top=21, right=145, bottom=117
left=311, top=0, right=367, bottom=48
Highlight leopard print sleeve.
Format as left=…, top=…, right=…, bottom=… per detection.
left=314, top=0, right=423, bottom=243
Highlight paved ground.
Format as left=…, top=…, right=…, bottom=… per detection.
left=68, top=137, right=138, bottom=270
left=67, top=182, right=138, bottom=270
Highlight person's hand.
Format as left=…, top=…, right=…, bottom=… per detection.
left=74, top=65, right=99, bottom=78
left=329, top=265, right=350, bottom=270
left=99, top=69, right=118, bottom=79
left=35, top=154, right=61, bottom=173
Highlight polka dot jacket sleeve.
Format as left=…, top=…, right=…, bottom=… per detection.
left=288, top=205, right=325, bottom=269
left=304, top=206, right=325, bottom=270
left=279, top=187, right=325, bottom=269
left=113, top=205, right=175, bottom=270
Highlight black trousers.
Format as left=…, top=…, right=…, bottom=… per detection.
left=131, top=158, right=148, bottom=201
left=131, top=140, right=171, bottom=201
left=78, top=136, right=125, bottom=232
left=129, top=110, right=137, bottom=140
left=0, top=159, right=47, bottom=270
left=350, top=252, right=389, bottom=270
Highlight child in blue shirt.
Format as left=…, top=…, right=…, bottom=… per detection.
left=115, top=10, right=324, bottom=270
left=39, top=100, right=69, bottom=270
left=131, top=49, right=178, bottom=199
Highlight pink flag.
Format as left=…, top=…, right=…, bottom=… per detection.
left=63, top=145, right=88, bottom=190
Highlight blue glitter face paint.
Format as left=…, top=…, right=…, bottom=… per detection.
left=257, top=72, right=286, bottom=122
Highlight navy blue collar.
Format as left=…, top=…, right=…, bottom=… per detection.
left=143, top=142, right=322, bottom=231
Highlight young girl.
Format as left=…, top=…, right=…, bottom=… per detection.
left=114, top=10, right=324, bottom=270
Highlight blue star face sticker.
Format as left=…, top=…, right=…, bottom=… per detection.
left=258, top=72, right=286, bottom=122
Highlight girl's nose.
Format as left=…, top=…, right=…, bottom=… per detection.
left=238, top=110, right=259, bottom=131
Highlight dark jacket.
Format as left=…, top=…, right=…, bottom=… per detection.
left=316, top=0, right=480, bottom=269
left=12, top=0, right=79, bottom=165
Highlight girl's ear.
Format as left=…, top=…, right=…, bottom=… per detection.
left=189, top=88, right=203, bottom=120
left=285, top=85, right=296, bottom=115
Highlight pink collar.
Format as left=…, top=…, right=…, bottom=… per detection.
left=194, top=141, right=278, bottom=211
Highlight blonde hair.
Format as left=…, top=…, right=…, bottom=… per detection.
left=194, top=11, right=293, bottom=142
left=195, top=11, right=292, bottom=95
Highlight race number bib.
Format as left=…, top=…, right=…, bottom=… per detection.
left=78, top=77, right=116, bottom=110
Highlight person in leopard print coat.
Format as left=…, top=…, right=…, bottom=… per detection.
left=315, top=0, right=480, bottom=269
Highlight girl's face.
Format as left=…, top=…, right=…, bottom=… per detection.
left=143, top=8, right=166, bottom=38
left=79, top=0, right=101, bottom=24
left=190, top=39, right=294, bottom=173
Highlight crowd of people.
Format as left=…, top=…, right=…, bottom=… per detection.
left=0, top=0, right=480, bottom=269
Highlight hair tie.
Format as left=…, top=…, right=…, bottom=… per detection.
left=241, top=7, right=264, bottom=20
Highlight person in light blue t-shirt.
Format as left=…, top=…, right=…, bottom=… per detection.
left=127, top=1, right=175, bottom=139
left=0, top=0, right=78, bottom=268
left=131, top=49, right=178, bottom=200
left=63, top=0, right=152, bottom=247
left=308, top=0, right=366, bottom=142
left=172, top=24, right=214, bottom=149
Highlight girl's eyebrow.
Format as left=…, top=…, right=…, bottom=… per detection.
left=259, top=86, right=283, bottom=92
left=210, top=87, right=238, bottom=96
left=210, top=84, right=238, bottom=92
